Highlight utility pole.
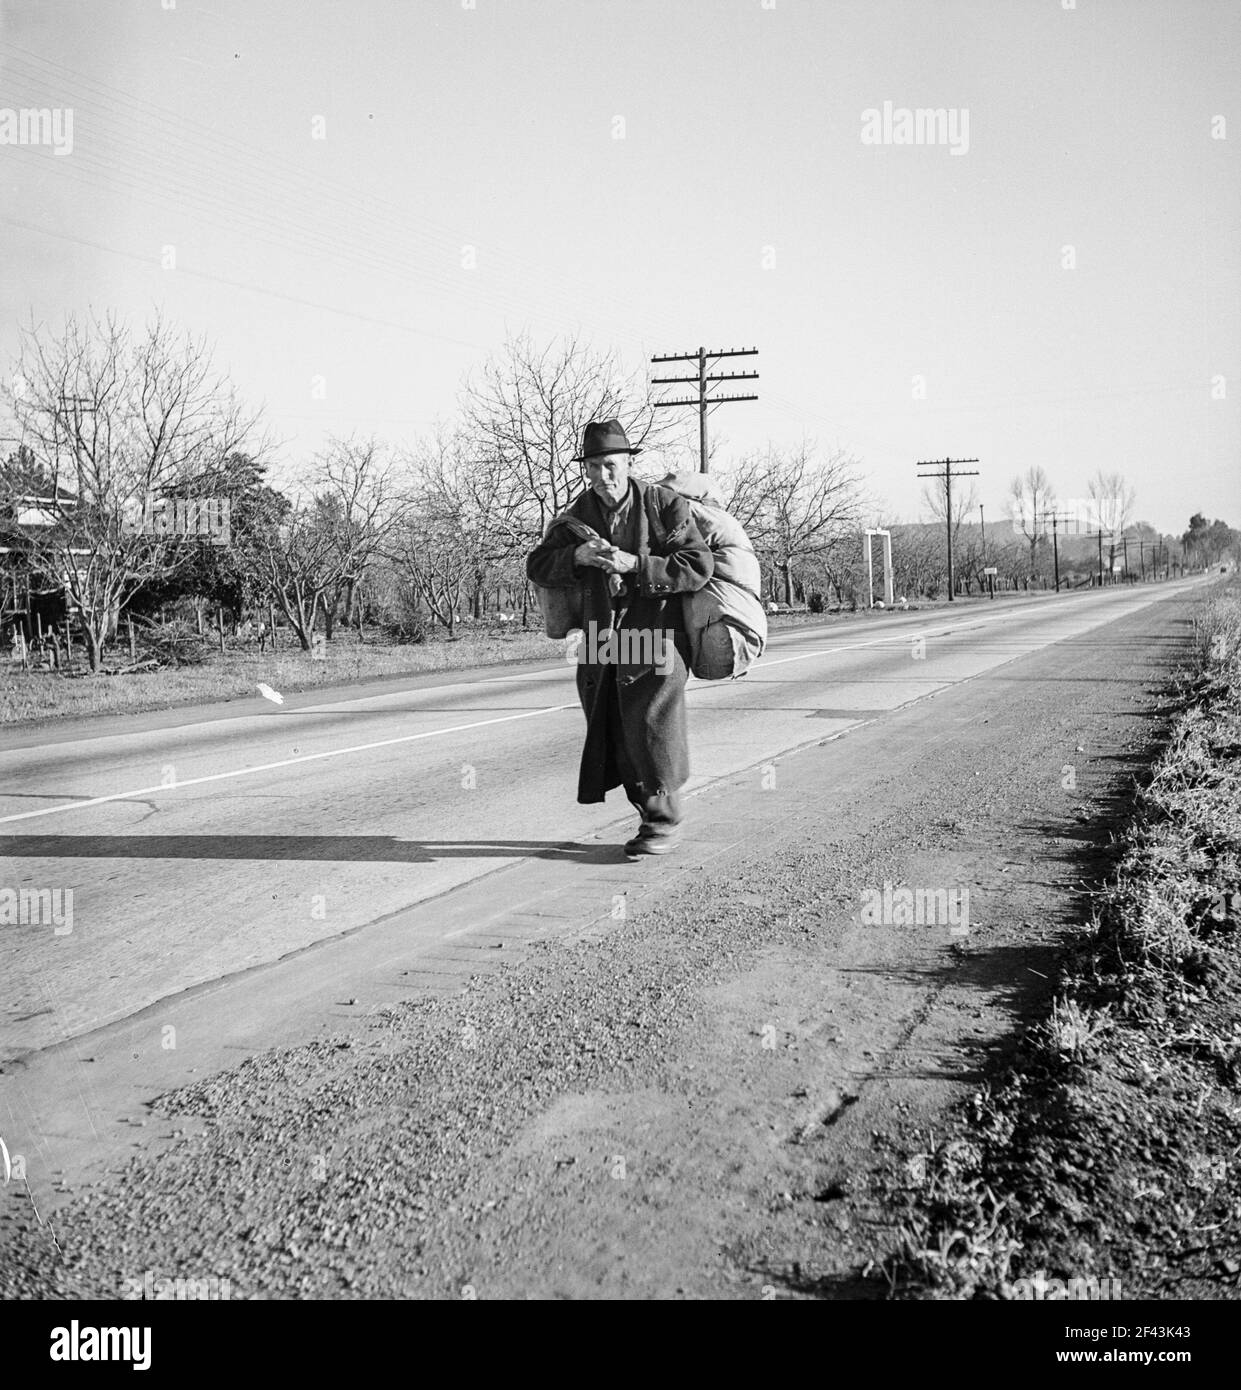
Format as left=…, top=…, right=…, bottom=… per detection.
left=52, top=393, right=96, bottom=497
left=1086, top=530, right=1112, bottom=588
left=916, top=457, right=979, bottom=602
left=1045, top=512, right=1075, bottom=594
left=979, top=502, right=993, bottom=598
left=651, top=346, right=759, bottom=472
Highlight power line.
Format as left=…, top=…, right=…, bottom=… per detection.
left=3, top=47, right=805, bottom=443
left=1042, top=511, right=1078, bottom=593
left=0, top=216, right=489, bottom=354
left=651, top=347, right=759, bottom=472
left=0, top=44, right=1071, bottom=463
left=915, top=457, right=980, bottom=603
left=1084, top=529, right=1114, bottom=588
left=0, top=44, right=705, bottom=355
left=4, top=40, right=1216, bottom=479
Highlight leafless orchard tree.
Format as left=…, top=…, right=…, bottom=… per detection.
left=413, top=426, right=531, bottom=618
left=885, top=522, right=948, bottom=600
left=313, top=436, right=402, bottom=637
left=718, top=442, right=864, bottom=604
left=921, top=472, right=980, bottom=549
left=709, top=450, right=778, bottom=538
left=0, top=313, right=262, bottom=670
left=1008, top=465, right=1058, bottom=576
left=803, top=531, right=866, bottom=609
left=382, top=429, right=506, bottom=638
left=1088, top=468, right=1137, bottom=573
left=253, top=500, right=347, bottom=652
left=460, top=331, right=679, bottom=546
left=386, top=438, right=463, bottom=638
left=253, top=438, right=403, bottom=649
left=954, top=531, right=988, bottom=595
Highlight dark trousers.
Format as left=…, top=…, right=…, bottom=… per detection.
left=607, top=675, right=683, bottom=833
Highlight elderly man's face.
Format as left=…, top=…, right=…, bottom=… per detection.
left=584, top=452, right=631, bottom=506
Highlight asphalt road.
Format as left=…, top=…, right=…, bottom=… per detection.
left=0, top=575, right=1214, bottom=1297
left=2, top=580, right=1207, bottom=1058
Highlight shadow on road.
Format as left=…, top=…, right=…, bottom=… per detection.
left=0, top=835, right=620, bottom=864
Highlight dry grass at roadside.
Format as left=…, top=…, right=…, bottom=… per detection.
left=0, top=628, right=552, bottom=727
left=872, top=582, right=1241, bottom=1300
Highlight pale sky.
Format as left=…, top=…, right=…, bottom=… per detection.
left=1, top=0, right=1238, bottom=534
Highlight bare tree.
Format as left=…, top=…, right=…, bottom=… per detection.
left=886, top=522, right=948, bottom=600
left=1088, top=469, right=1136, bottom=574
left=461, top=331, right=679, bottom=546
left=411, top=426, right=529, bottom=619
left=252, top=438, right=404, bottom=650
left=253, top=500, right=346, bottom=651
left=730, top=442, right=864, bottom=604
left=0, top=313, right=261, bottom=670
left=388, top=518, right=470, bottom=638
left=380, top=429, right=513, bottom=637
left=314, top=436, right=401, bottom=637
left=921, top=474, right=979, bottom=547
left=814, top=531, right=867, bottom=609
left=1008, top=465, right=1057, bottom=575
left=710, top=451, right=779, bottom=538
left=992, top=535, right=1031, bottom=590
left=918, top=474, right=980, bottom=594
left=954, top=530, right=985, bottom=596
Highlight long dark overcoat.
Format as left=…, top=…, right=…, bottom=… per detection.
left=527, top=479, right=713, bottom=803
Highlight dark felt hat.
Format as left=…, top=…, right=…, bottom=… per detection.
left=572, top=418, right=642, bottom=463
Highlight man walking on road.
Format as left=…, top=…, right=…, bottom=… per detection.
left=527, top=419, right=713, bottom=857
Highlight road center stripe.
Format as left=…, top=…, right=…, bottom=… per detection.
left=0, top=702, right=578, bottom=825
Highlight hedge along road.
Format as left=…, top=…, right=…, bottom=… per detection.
left=0, top=578, right=1207, bottom=1066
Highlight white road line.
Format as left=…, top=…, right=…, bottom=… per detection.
left=0, top=702, right=578, bottom=825
left=0, top=619, right=945, bottom=824
left=721, top=598, right=1052, bottom=673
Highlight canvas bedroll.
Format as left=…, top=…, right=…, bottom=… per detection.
left=657, top=472, right=767, bottom=680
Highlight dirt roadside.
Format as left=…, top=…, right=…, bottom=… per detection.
left=0, top=588, right=1203, bottom=1299
left=875, top=582, right=1241, bottom=1302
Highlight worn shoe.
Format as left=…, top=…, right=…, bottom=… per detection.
left=624, top=825, right=681, bottom=857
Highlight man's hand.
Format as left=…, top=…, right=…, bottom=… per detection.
left=574, top=538, right=609, bottom=567
left=574, top=540, right=638, bottom=574
left=595, top=545, right=638, bottom=574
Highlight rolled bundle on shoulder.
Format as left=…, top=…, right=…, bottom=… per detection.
left=657, top=473, right=768, bottom=680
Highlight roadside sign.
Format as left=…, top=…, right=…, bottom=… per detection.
left=983, top=566, right=998, bottom=575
